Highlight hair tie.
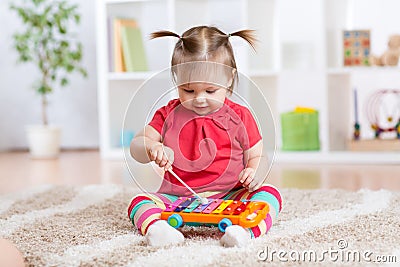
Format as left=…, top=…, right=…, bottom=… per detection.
left=228, top=33, right=231, bottom=38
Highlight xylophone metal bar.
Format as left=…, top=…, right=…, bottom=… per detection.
left=212, top=200, right=233, bottom=214
left=163, top=197, right=186, bottom=212
left=183, top=198, right=202, bottom=212
left=174, top=197, right=195, bottom=212
left=202, top=199, right=224, bottom=214
left=222, top=201, right=243, bottom=215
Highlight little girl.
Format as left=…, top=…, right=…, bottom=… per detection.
left=128, top=26, right=282, bottom=247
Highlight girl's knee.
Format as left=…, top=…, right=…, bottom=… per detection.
left=127, top=194, right=154, bottom=219
left=251, top=184, right=283, bottom=213
left=255, top=184, right=281, bottom=196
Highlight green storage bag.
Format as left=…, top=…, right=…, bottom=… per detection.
left=281, top=109, right=320, bottom=151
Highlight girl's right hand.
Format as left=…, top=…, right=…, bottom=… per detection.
left=147, top=143, right=174, bottom=171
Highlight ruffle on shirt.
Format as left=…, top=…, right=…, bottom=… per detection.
left=211, top=105, right=242, bottom=130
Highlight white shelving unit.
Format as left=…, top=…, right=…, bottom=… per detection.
left=323, top=0, right=400, bottom=164
left=96, top=0, right=400, bottom=163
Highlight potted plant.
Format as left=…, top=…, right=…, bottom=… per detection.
left=10, top=0, right=87, bottom=158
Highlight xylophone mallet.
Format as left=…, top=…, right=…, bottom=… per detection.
left=167, top=168, right=209, bottom=205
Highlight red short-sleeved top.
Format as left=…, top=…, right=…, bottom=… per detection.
left=148, top=98, right=262, bottom=195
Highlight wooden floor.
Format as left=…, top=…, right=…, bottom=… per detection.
left=0, top=150, right=399, bottom=194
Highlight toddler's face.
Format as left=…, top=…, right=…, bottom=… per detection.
left=178, top=82, right=228, bottom=115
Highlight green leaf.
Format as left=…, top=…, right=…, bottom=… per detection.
left=66, top=64, right=74, bottom=72
left=79, top=67, right=88, bottom=77
left=61, top=78, right=68, bottom=86
left=74, top=14, right=80, bottom=24
left=10, top=0, right=88, bottom=97
left=37, top=84, right=52, bottom=95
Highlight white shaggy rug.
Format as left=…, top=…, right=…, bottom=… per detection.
left=1, top=184, right=399, bottom=266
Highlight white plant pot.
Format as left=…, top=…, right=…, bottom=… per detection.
left=26, top=125, right=61, bottom=159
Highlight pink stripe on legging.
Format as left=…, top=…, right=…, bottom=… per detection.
left=152, top=193, right=173, bottom=205
left=136, top=207, right=163, bottom=230
left=143, top=219, right=158, bottom=235
left=265, top=213, right=272, bottom=231
left=249, top=185, right=282, bottom=211
left=250, top=213, right=272, bottom=238
left=127, top=196, right=152, bottom=217
left=251, top=224, right=261, bottom=238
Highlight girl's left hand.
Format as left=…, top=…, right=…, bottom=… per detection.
left=239, top=167, right=263, bottom=192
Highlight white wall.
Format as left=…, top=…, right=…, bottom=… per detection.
left=0, top=0, right=98, bottom=151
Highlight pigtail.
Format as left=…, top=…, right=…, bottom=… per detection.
left=229, top=30, right=257, bottom=51
left=151, top=26, right=257, bottom=94
left=150, top=30, right=180, bottom=40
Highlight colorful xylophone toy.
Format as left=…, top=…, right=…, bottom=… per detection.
left=160, top=197, right=269, bottom=232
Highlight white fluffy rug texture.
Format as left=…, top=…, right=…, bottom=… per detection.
left=1, top=185, right=399, bottom=266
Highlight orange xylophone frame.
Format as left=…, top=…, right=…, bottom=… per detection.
left=160, top=197, right=269, bottom=232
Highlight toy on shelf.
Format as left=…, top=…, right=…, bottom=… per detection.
left=365, top=89, right=400, bottom=139
left=280, top=107, right=320, bottom=151
left=343, top=30, right=370, bottom=66
left=160, top=197, right=269, bottom=232
left=396, top=119, right=400, bottom=139
left=370, top=35, right=400, bottom=66
left=353, top=88, right=361, bottom=140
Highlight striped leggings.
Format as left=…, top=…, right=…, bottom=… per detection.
left=127, top=184, right=282, bottom=238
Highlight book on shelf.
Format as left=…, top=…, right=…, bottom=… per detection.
left=109, top=17, right=148, bottom=72
left=120, top=24, right=148, bottom=72
left=107, top=17, right=114, bottom=72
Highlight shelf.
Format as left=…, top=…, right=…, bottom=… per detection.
left=98, top=0, right=400, bottom=163
left=105, top=0, right=154, bottom=4
left=103, top=148, right=400, bottom=165
left=108, top=69, right=281, bottom=80
left=247, top=69, right=279, bottom=77
left=348, top=139, right=400, bottom=152
left=327, top=67, right=400, bottom=75
left=275, top=151, right=400, bottom=164
left=108, top=71, right=158, bottom=80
